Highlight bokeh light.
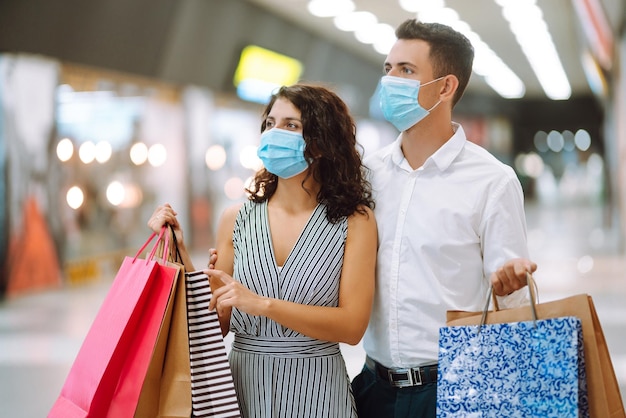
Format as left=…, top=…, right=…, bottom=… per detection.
left=130, top=142, right=149, bottom=165
left=57, top=138, right=74, bottom=162
left=148, top=144, right=167, bottom=167
left=66, top=186, right=84, bottom=209
left=205, top=145, right=227, bottom=170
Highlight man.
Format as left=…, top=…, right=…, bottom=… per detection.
left=350, top=19, right=537, bottom=418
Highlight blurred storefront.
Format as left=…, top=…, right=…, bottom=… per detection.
left=0, top=53, right=399, bottom=296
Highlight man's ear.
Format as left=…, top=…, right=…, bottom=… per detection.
left=439, top=75, right=459, bottom=103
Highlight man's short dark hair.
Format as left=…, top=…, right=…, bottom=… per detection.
left=395, top=19, right=474, bottom=106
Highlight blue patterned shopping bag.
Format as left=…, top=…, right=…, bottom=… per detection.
left=437, top=309, right=588, bottom=417
left=437, top=317, right=589, bottom=418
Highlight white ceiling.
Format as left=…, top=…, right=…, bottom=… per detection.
left=245, top=0, right=624, bottom=99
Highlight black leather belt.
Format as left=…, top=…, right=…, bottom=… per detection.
left=366, top=356, right=437, bottom=388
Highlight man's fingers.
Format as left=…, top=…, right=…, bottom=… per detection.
left=207, top=248, right=218, bottom=269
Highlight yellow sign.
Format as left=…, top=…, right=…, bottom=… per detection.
left=233, top=45, right=303, bottom=88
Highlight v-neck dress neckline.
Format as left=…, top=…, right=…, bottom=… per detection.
left=264, top=200, right=322, bottom=272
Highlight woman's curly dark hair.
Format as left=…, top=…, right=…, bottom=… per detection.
left=246, top=83, right=374, bottom=223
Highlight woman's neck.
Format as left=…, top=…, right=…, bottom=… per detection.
left=270, top=176, right=319, bottom=214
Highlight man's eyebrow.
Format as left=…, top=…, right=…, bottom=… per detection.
left=384, top=61, right=417, bottom=68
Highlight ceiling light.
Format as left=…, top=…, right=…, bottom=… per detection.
left=373, top=32, right=397, bottom=55
left=307, top=0, right=355, bottom=18
left=418, top=7, right=525, bottom=98
left=484, top=69, right=526, bottom=99
left=496, top=0, right=571, bottom=100
left=399, top=0, right=445, bottom=13
left=334, top=11, right=377, bottom=32
left=419, top=7, right=460, bottom=27
left=322, top=0, right=530, bottom=99
left=355, top=23, right=394, bottom=45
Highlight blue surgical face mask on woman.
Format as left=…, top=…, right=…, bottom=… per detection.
left=257, top=128, right=309, bottom=179
left=379, top=75, right=444, bottom=132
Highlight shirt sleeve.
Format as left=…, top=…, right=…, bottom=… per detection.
left=479, top=168, right=531, bottom=309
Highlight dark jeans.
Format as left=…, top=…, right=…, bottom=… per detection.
left=351, top=364, right=436, bottom=418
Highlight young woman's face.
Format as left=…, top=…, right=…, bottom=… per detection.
left=264, top=97, right=303, bottom=134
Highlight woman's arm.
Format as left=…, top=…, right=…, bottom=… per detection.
left=209, top=206, right=377, bottom=345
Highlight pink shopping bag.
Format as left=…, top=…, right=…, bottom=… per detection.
left=49, top=227, right=179, bottom=418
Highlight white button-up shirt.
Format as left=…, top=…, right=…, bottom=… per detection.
left=362, top=123, right=529, bottom=368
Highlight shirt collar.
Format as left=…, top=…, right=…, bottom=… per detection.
left=387, top=122, right=466, bottom=172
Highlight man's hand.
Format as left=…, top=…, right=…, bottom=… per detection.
left=491, top=258, right=537, bottom=296
left=207, top=248, right=218, bottom=269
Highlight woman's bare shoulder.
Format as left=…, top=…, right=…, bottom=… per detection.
left=347, top=205, right=376, bottom=230
left=217, top=201, right=245, bottom=230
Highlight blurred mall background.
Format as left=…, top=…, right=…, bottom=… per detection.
left=0, top=0, right=625, bottom=416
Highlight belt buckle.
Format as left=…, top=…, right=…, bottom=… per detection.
left=387, top=368, right=421, bottom=388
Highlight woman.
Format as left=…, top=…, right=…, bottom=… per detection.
left=149, top=83, right=377, bottom=418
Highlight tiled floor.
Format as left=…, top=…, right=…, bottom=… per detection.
left=1, top=200, right=625, bottom=417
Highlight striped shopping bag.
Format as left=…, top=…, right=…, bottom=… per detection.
left=185, top=270, right=242, bottom=418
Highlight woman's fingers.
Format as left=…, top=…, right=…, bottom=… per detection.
left=147, top=204, right=180, bottom=232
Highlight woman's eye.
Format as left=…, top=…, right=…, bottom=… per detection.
left=265, top=120, right=274, bottom=128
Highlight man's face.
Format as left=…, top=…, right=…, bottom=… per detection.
left=383, top=39, right=442, bottom=110
left=383, top=39, right=435, bottom=82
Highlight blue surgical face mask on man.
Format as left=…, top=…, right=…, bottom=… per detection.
left=379, top=75, right=444, bottom=132
left=257, top=128, right=309, bottom=178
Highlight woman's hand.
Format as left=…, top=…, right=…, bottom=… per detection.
left=207, top=269, right=268, bottom=317
left=147, top=203, right=184, bottom=243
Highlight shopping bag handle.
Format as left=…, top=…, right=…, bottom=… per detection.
left=150, top=226, right=171, bottom=264
left=479, top=272, right=539, bottom=333
left=169, top=224, right=184, bottom=264
left=160, top=227, right=170, bottom=264
left=133, top=226, right=169, bottom=264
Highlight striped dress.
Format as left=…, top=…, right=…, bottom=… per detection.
left=228, top=200, right=357, bottom=418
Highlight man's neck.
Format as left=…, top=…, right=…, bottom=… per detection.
left=400, top=117, right=455, bottom=170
